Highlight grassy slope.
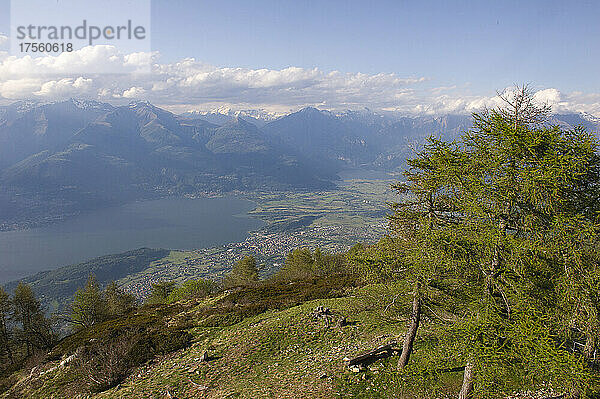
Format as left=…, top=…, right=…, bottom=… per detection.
left=2, top=281, right=470, bottom=399
left=6, top=277, right=598, bottom=398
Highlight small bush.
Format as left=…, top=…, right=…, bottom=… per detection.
left=167, top=279, right=215, bottom=303
left=275, top=248, right=347, bottom=281
left=73, top=327, right=192, bottom=392
left=74, top=336, right=134, bottom=392
left=223, top=256, right=260, bottom=288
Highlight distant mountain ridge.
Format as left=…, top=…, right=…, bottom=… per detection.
left=180, top=108, right=282, bottom=127
left=0, top=99, right=598, bottom=229
left=0, top=100, right=332, bottom=228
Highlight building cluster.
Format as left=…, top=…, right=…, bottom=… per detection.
left=121, top=221, right=387, bottom=299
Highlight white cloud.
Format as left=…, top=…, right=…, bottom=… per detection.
left=0, top=46, right=150, bottom=78
left=124, top=51, right=157, bottom=67
left=533, top=88, right=562, bottom=105
left=34, top=77, right=93, bottom=98
left=121, top=86, right=146, bottom=98
left=0, top=45, right=599, bottom=117
left=0, top=34, right=7, bottom=47
left=0, top=79, right=42, bottom=99
left=0, top=46, right=428, bottom=111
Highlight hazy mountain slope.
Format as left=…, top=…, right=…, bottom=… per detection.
left=263, top=107, right=374, bottom=167
left=0, top=102, right=336, bottom=228
left=2, top=248, right=170, bottom=314
left=263, top=108, right=474, bottom=170
left=551, top=113, right=600, bottom=134
left=180, top=109, right=275, bottom=128
left=1, top=100, right=598, bottom=229
left=369, top=114, right=472, bottom=168
left=206, top=117, right=270, bottom=154
left=0, top=100, right=114, bottom=169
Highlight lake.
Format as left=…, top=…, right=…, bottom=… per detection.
left=0, top=197, right=264, bottom=283
left=336, top=169, right=400, bottom=182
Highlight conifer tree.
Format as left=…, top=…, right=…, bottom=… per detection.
left=392, top=85, right=600, bottom=397
left=224, top=255, right=260, bottom=287
left=277, top=248, right=315, bottom=280
left=12, top=283, right=54, bottom=355
left=146, top=281, right=177, bottom=304
left=0, top=286, right=13, bottom=363
left=70, top=275, right=107, bottom=330
left=104, top=281, right=137, bottom=317
left=390, top=133, right=466, bottom=368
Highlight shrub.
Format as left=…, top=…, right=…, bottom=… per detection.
left=167, top=279, right=215, bottom=303
left=72, top=326, right=192, bottom=392
left=223, top=256, right=260, bottom=288
left=74, top=336, right=134, bottom=392
left=145, top=281, right=177, bottom=304
left=198, top=275, right=359, bottom=327
left=275, top=247, right=346, bottom=281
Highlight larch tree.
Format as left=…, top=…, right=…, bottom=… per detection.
left=453, top=86, right=600, bottom=398
left=0, top=286, right=13, bottom=363
left=70, top=275, right=107, bottom=330
left=104, top=281, right=137, bottom=317
left=146, top=281, right=177, bottom=304
left=224, top=255, right=260, bottom=287
left=392, top=85, right=600, bottom=398
left=389, top=136, right=466, bottom=368
left=12, top=282, right=54, bottom=355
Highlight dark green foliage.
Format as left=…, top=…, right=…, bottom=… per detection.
left=3, top=248, right=169, bottom=314
left=224, top=255, right=260, bottom=288
left=12, top=282, right=55, bottom=355
left=198, top=274, right=358, bottom=327
left=276, top=247, right=346, bottom=281
left=104, top=281, right=137, bottom=317
left=69, top=276, right=137, bottom=331
left=166, top=278, right=215, bottom=303
left=146, top=281, right=177, bottom=304
left=0, top=287, right=12, bottom=363
left=70, top=275, right=106, bottom=330
left=143, top=278, right=215, bottom=306
left=0, top=283, right=54, bottom=394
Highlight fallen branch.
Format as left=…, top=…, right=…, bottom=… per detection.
left=344, top=342, right=399, bottom=367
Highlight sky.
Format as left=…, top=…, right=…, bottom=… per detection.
left=0, top=0, right=599, bottom=115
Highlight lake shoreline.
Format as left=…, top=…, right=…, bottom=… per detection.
left=0, top=196, right=265, bottom=284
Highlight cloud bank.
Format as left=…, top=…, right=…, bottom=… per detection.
left=0, top=45, right=599, bottom=116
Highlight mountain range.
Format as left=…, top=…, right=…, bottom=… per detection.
left=0, top=99, right=598, bottom=229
